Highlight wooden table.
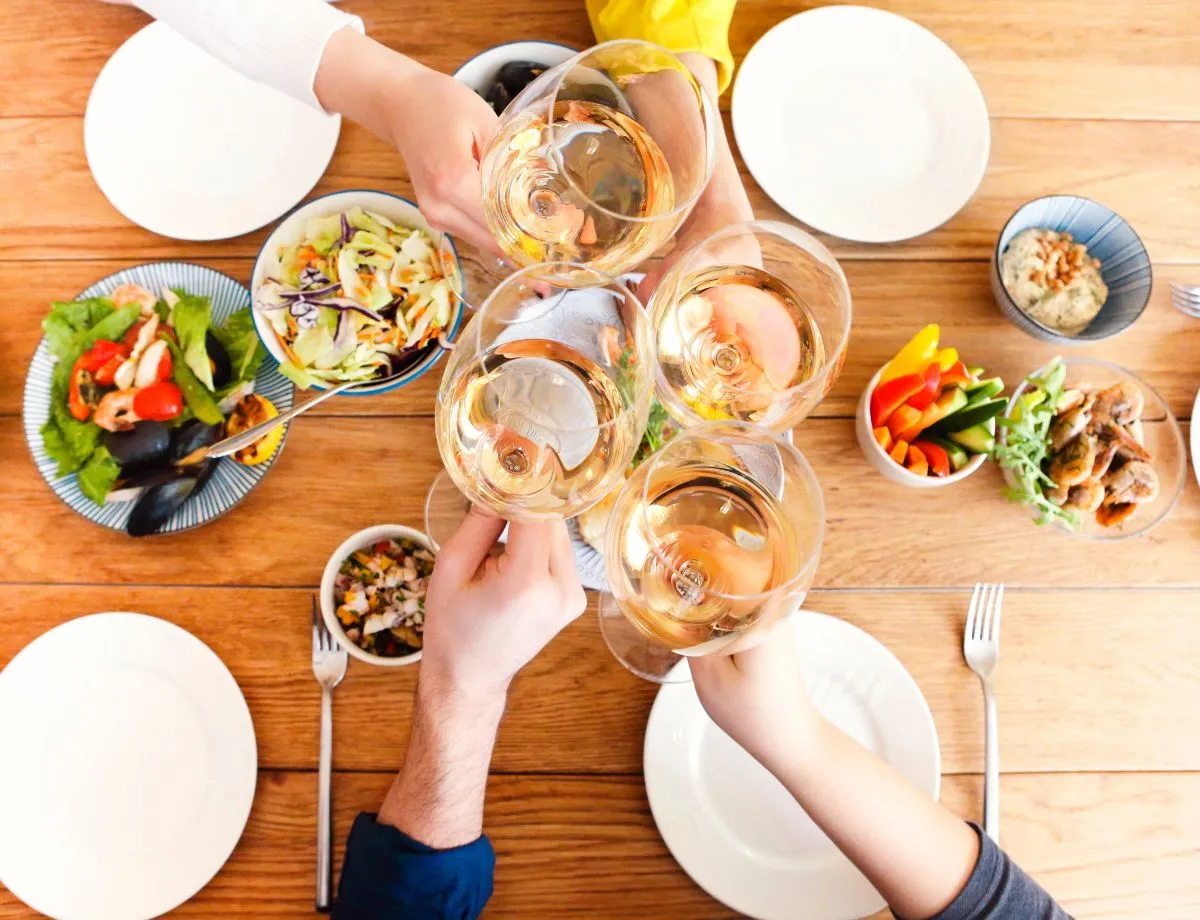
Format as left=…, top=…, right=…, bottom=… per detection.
left=3, top=1, right=1200, bottom=916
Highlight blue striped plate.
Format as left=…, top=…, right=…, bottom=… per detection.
left=22, top=262, right=295, bottom=535
left=990, top=195, right=1153, bottom=343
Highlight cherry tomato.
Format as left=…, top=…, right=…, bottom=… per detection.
left=132, top=381, right=184, bottom=421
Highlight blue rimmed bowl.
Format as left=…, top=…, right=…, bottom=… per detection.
left=250, top=189, right=464, bottom=396
left=991, top=195, right=1152, bottom=344
left=453, top=40, right=578, bottom=97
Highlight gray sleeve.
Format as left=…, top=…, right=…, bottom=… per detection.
left=918, top=824, right=1072, bottom=920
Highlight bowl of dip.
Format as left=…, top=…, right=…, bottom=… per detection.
left=991, top=195, right=1151, bottom=344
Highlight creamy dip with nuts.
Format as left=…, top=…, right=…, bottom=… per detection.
left=1000, top=228, right=1107, bottom=336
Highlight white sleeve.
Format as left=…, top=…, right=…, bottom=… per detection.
left=134, top=0, right=364, bottom=112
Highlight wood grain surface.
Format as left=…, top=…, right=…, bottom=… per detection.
left=2, top=0, right=1199, bottom=917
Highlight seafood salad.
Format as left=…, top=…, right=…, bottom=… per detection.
left=255, top=207, right=457, bottom=389
left=996, top=358, right=1159, bottom=530
left=39, top=283, right=278, bottom=535
left=333, top=537, right=435, bottom=657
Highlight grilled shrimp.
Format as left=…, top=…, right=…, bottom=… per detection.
left=1049, top=401, right=1092, bottom=451
left=110, top=283, right=159, bottom=316
left=93, top=389, right=141, bottom=432
left=1102, top=460, right=1159, bottom=505
left=1064, top=479, right=1106, bottom=513
left=1047, top=433, right=1098, bottom=488
left=1092, top=381, right=1144, bottom=427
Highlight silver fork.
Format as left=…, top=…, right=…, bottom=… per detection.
left=963, top=583, right=1004, bottom=843
left=1169, top=283, right=1200, bottom=318
left=312, top=596, right=348, bottom=912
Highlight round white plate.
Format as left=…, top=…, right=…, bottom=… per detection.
left=732, top=6, right=989, bottom=243
left=1191, top=389, right=1200, bottom=488
left=85, top=21, right=340, bottom=240
left=0, top=613, right=257, bottom=920
left=644, top=611, right=940, bottom=920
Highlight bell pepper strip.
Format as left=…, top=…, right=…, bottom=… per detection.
left=68, top=360, right=98, bottom=421
left=940, top=360, right=974, bottom=388
left=913, top=439, right=951, bottom=476
left=93, top=353, right=128, bottom=386
left=904, top=362, right=943, bottom=411
left=869, top=372, right=925, bottom=427
left=879, top=324, right=939, bottom=383
left=872, top=426, right=893, bottom=452
left=888, top=439, right=909, bottom=465
left=905, top=444, right=929, bottom=477
left=935, top=347, right=959, bottom=371
left=887, top=405, right=924, bottom=441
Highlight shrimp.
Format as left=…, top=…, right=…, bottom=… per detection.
left=92, top=389, right=141, bottom=432
left=1092, top=381, right=1144, bottom=427
left=1096, top=502, right=1138, bottom=527
left=1102, top=460, right=1159, bottom=505
left=1101, top=420, right=1152, bottom=463
left=1056, top=388, right=1088, bottom=413
left=110, top=283, right=159, bottom=316
left=1090, top=429, right=1120, bottom=479
left=1049, top=400, right=1092, bottom=451
left=1063, top=479, right=1106, bottom=513
left=1047, top=432, right=1098, bottom=488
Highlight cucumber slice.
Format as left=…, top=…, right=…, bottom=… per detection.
left=948, top=423, right=995, bottom=455
left=923, top=435, right=970, bottom=471
left=965, top=377, right=1004, bottom=401
left=936, top=397, right=1007, bottom=434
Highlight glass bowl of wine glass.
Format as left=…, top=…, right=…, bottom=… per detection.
left=649, top=220, right=852, bottom=432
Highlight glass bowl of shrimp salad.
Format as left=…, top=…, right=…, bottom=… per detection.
left=997, top=357, right=1186, bottom=540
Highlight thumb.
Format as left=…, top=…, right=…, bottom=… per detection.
left=434, top=506, right=506, bottom=586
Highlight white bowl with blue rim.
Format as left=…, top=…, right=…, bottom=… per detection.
left=991, top=195, right=1152, bottom=343
left=22, top=262, right=294, bottom=535
left=250, top=189, right=465, bottom=396
left=453, top=40, right=578, bottom=101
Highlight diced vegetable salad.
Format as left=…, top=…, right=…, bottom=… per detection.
left=868, top=325, right=1005, bottom=478
left=333, top=538, right=435, bottom=657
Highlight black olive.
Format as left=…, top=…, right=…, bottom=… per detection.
left=485, top=80, right=512, bottom=116
left=497, top=61, right=547, bottom=97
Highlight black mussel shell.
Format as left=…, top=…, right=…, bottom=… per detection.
left=484, top=81, right=511, bottom=116
left=126, top=461, right=216, bottom=538
left=171, top=419, right=224, bottom=465
left=496, top=61, right=547, bottom=97
left=206, top=330, right=232, bottom=388
left=105, top=421, right=171, bottom=473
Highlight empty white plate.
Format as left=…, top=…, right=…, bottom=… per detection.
left=85, top=21, right=340, bottom=240
left=0, top=613, right=257, bottom=920
left=644, top=611, right=940, bottom=920
left=732, top=6, right=989, bottom=243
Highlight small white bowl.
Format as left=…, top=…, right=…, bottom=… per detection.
left=250, top=189, right=464, bottom=396
left=855, top=365, right=989, bottom=488
left=453, top=40, right=578, bottom=96
left=320, top=524, right=434, bottom=667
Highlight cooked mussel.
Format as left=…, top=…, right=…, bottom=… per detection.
left=484, top=81, right=512, bottom=115
left=105, top=421, right=171, bottom=473
left=206, top=330, right=232, bottom=388
left=496, top=61, right=547, bottom=96
left=126, top=461, right=217, bottom=538
left=171, top=419, right=224, bottom=466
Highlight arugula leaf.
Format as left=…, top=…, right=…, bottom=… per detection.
left=171, top=290, right=215, bottom=390
left=42, top=298, right=114, bottom=359
left=167, top=340, right=224, bottom=424
left=77, top=447, right=121, bottom=505
left=213, top=308, right=265, bottom=383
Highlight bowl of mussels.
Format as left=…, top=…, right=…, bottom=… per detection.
left=454, top=40, right=578, bottom=114
left=23, top=263, right=295, bottom=537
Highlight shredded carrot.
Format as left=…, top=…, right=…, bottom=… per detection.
left=272, top=326, right=304, bottom=368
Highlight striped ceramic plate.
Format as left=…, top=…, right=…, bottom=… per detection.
left=22, top=262, right=295, bottom=535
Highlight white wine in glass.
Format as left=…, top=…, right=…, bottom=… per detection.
left=652, top=221, right=852, bottom=431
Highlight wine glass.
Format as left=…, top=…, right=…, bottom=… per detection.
left=466, top=40, right=717, bottom=291
left=650, top=220, right=852, bottom=431
left=425, top=262, right=655, bottom=547
left=600, top=420, right=825, bottom=682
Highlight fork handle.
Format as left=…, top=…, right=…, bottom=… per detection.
left=983, top=683, right=1000, bottom=842
left=317, top=687, right=334, bottom=911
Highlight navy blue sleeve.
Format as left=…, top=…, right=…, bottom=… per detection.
left=332, top=813, right=495, bottom=920
left=917, top=824, right=1071, bottom=920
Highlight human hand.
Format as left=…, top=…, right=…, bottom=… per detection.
left=421, top=509, right=587, bottom=698
left=689, top=622, right=822, bottom=776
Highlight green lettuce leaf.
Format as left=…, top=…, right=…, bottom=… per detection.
left=77, top=447, right=121, bottom=505
left=42, top=298, right=115, bottom=359
left=170, top=290, right=215, bottom=390
left=40, top=347, right=103, bottom=475
left=212, top=308, right=265, bottom=384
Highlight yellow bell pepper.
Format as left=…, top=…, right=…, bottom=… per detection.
left=880, top=324, right=939, bottom=383
left=936, top=347, right=959, bottom=371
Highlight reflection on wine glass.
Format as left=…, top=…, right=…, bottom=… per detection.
left=425, top=262, right=655, bottom=547
left=477, top=40, right=717, bottom=285
left=600, top=421, right=824, bottom=682
left=651, top=221, right=852, bottom=431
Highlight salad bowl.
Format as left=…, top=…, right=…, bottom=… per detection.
left=250, top=189, right=465, bottom=396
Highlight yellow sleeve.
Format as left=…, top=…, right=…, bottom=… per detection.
left=586, top=0, right=736, bottom=93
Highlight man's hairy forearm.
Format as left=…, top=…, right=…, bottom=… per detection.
left=376, top=678, right=506, bottom=849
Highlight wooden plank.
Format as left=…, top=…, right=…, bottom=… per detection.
left=3, top=416, right=1198, bottom=588
left=5, top=114, right=1200, bottom=263
left=6, top=259, right=1200, bottom=421
left=4, top=771, right=1198, bottom=918
left=2, top=586, right=1198, bottom=775
left=7, top=0, right=1200, bottom=122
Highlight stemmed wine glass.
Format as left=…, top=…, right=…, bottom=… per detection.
left=599, top=420, right=824, bottom=682
left=425, top=262, right=655, bottom=546
left=455, top=40, right=718, bottom=298
left=649, top=220, right=853, bottom=431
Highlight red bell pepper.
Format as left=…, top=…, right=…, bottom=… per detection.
left=869, top=372, right=925, bottom=427
left=887, top=405, right=923, bottom=441
left=904, top=362, right=942, bottom=411
left=913, top=439, right=950, bottom=476
left=940, top=360, right=973, bottom=388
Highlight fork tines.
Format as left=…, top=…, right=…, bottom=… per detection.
left=1169, top=283, right=1200, bottom=318
left=965, top=582, right=1005, bottom=644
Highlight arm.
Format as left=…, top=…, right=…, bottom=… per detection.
left=690, top=632, right=1068, bottom=920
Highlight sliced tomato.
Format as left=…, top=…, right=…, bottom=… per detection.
left=132, top=381, right=183, bottom=421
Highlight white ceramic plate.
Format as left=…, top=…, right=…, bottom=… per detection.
left=0, top=613, right=257, bottom=920
left=644, top=611, right=940, bottom=920
left=85, top=21, right=340, bottom=240
left=1191, top=389, right=1200, bottom=488
left=732, top=6, right=989, bottom=243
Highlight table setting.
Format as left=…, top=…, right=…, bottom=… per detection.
left=3, top=1, right=1200, bottom=918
